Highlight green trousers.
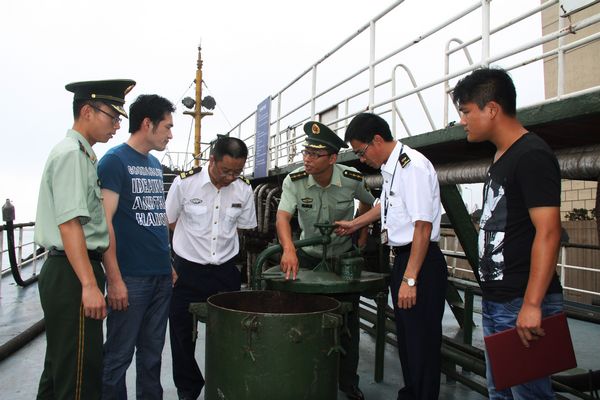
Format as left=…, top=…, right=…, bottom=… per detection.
left=37, top=256, right=105, bottom=400
left=297, top=249, right=361, bottom=391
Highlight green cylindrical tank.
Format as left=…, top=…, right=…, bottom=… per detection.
left=204, top=290, right=342, bottom=400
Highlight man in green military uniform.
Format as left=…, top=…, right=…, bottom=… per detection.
left=276, top=121, right=375, bottom=400
left=34, top=79, right=135, bottom=400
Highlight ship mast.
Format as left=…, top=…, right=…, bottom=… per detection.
left=183, top=45, right=213, bottom=167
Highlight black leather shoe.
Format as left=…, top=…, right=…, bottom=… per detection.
left=343, top=385, right=365, bottom=400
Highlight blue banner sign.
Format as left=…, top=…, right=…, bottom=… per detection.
left=254, top=97, right=271, bottom=178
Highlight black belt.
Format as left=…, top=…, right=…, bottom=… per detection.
left=48, top=248, right=104, bottom=262
left=390, top=241, right=438, bottom=255
left=390, top=243, right=412, bottom=255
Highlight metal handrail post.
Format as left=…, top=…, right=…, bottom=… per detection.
left=481, top=0, right=491, bottom=67
left=369, top=20, right=376, bottom=112
left=311, top=65, right=317, bottom=120
left=444, top=38, right=474, bottom=126
left=557, top=5, right=566, bottom=98
left=18, top=226, right=23, bottom=265
left=463, top=288, right=474, bottom=346
left=560, top=245, right=566, bottom=288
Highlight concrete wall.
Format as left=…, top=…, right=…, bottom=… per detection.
left=561, top=179, right=598, bottom=220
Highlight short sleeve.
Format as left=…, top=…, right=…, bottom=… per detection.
left=516, top=149, right=560, bottom=208
left=165, top=177, right=183, bottom=224
left=237, top=185, right=258, bottom=229
left=51, top=149, right=92, bottom=225
left=277, top=175, right=298, bottom=214
left=98, top=153, right=126, bottom=193
left=399, top=161, right=436, bottom=223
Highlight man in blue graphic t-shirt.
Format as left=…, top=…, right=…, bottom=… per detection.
left=98, top=94, right=176, bottom=400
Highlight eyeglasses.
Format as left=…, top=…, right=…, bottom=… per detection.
left=301, top=150, right=331, bottom=159
left=215, top=163, right=243, bottom=178
left=354, top=142, right=371, bottom=158
left=90, top=104, right=121, bottom=125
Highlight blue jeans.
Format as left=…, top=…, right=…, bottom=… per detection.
left=102, top=275, right=172, bottom=400
left=482, top=292, right=563, bottom=400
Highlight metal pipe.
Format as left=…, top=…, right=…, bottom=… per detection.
left=250, top=235, right=332, bottom=289
left=4, top=221, right=38, bottom=287
left=254, top=183, right=267, bottom=232
left=435, top=145, right=600, bottom=185
left=256, top=184, right=274, bottom=234
left=0, top=319, right=45, bottom=362
left=263, top=186, right=281, bottom=233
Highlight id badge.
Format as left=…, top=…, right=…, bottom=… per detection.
left=380, top=229, right=388, bottom=245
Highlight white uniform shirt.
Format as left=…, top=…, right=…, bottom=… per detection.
left=380, top=142, right=441, bottom=246
left=166, top=167, right=257, bottom=265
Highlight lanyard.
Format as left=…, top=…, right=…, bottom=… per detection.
left=383, top=143, right=403, bottom=226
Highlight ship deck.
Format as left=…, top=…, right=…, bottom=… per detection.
left=1, top=261, right=598, bottom=399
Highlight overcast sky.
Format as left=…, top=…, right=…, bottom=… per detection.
left=0, top=0, right=543, bottom=221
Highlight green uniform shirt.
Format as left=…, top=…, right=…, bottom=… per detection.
left=278, top=164, right=375, bottom=258
left=34, top=129, right=109, bottom=251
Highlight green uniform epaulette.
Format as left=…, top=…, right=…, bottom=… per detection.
left=343, top=170, right=363, bottom=181
left=78, top=141, right=96, bottom=163
left=179, top=166, right=202, bottom=179
left=238, top=176, right=250, bottom=185
left=290, top=170, right=308, bottom=181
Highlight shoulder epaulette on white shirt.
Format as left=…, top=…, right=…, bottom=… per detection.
left=179, top=166, right=202, bottom=179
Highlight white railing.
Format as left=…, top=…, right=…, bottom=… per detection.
left=440, top=234, right=600, bottom=302
left=219, top=0, right=600, bottom=176
left=0, top=223, right=43, bottom=296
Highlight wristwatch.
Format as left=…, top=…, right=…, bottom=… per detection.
left=402, top=276, right=417, bottom=287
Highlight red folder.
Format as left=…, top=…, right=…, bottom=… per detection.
left=484, top=312, right=577, bottom=390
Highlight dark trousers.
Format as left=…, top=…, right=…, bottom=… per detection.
left=37, top=256, right=106, bottom=400
left=169, top=254, right=241, bottom=400
left=297, top=249, right=360, bottom=391
left=390, top=242, right=447, bottom=400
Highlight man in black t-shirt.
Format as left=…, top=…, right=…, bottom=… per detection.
left=453, top=68, right=563, bottom=400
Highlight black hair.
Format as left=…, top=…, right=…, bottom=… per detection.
left=210, top=136, right=248, bottom=161
left=128, top=94, right=175, bottom=133
left=344, top=113, right=394, bottom=143
left=452, top=67, right=517, bottom=116
left=73, top=100, right=105, bottom=119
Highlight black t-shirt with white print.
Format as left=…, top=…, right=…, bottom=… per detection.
left=478, top=132, right=562, bottom=302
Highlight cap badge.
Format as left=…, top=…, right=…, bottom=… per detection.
left=124, top=84, right=135, bottom=95
left=311, top=123, right=320, bottom=135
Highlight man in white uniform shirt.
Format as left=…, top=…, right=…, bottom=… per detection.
left=165, top=136, right=257, bottom=400
left=335, top=113, right=447, bottom=400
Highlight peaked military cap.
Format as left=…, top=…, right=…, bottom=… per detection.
left=65, top=79, right=136, bottom=118
left=303, top=121, right=348, bottom=153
